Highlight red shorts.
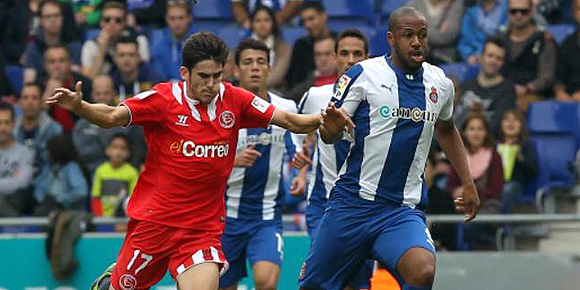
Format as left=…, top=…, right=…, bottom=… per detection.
left=110, top=219, right=228, bottom=290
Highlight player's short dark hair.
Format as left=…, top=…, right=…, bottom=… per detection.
left=234, top=38, right=270, bottom=66
left=483, top=36, right=507, bottom=54
left=300, top=1, right=325, bottom=13
left=335, top=28, right=369, bottom=55
left=115, top=34, right=139, bottom=51
left=182, top=31, right=229, bottom=70
left=108, top=132, right=131, bottom=148
left=251, top=5, right=280, bottom=39
left=0, top=100, right=15, bottom=120
left=388, top=6, right=424, bottom=32
left=166, top=0, right=192, bottom=15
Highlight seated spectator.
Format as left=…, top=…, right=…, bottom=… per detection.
left=409, top=0, right=464, bottom=64
left=14, top=83, right=63, bottom=185
left=554, top=0, right=580, bottom=102
left=81, top=1, right=150, bottom=78
left=458, top=0, right=509, bottom=63
left=458, top=37, right=516, bottom=137
left=91, top=133, right=138, bottom=217
left=289, top=35, right=337, bottom=101
left=34, top=134, right=89, bottom=215
left=231, top=0, right=303, bottom=28
left=448, top=113, right=504, bottom=250
left=152, top=0, right=196, bottom=81
left=0, top=101, right=34, bottom=217
left=110, top=35, right=163, bottom=101
left=497, top=109, right=538, bottom=212
left=73, top=74, right=147, bottom=172
left=23, top=0, right=82, bottom=84
left=499, top=0, right=556, bottom=110
left=250, top=5, right=292, bottom=89
left=285, top=1, right=335, bottom=90
left=40, top=44, right=92, bottom=133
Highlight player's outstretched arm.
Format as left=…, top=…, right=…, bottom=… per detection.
left=435, top=119, right=481, bottom=222
left=270, top=107, right=323, bottom=134
left=319, top=103, right=355, bottom=144
left=46, top=81, right=130, bottom=128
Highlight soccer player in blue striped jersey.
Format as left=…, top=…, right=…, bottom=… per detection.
left=220, top=38, right=306, bottom=290
left=299, top=7, right=481, bottom=290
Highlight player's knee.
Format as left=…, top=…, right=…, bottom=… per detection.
left=254, top=275, right=277, bottom=290
left=406, top=262, right=435, bottom=286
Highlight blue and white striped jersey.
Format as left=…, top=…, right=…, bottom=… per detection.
left=332, top=56, right=454, bottom=208
left=297, top=84, right=350, bottom=207
left=225, top=92, right=299, bottom=220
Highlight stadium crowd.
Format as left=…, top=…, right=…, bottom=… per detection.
left=1, top=0, right=580, bottom=252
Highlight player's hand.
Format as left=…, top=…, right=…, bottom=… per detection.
left=292, top=142, right=311, bottom=169
left=453, top=182, right=480, bottom=222
left=46, top=81, right=83, bottom=111
left=322, top=103, right=355, bottom=134
left=233, top=144, right=262, bottom=167
left=289, top=176, right=306, bottom=196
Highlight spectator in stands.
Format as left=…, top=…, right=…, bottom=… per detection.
left=497, top=109, right=538, bottom=212
left=285, top=1, right=335, bottom=90
left=91, top=133, right=138, bottom=217
left=409, top=0, right=464, bottom=64
left=448, top=113, right=504, bottom=250
left=14, top=83, right=62, bottom=188
left=289, top=35, right=337, bottom=101
left=81, top=1, right=150, bottom=78
left=40, top=44, right=92, bottom=133
left=250, top=5, right=292, bottom=89
left=23, top=0, right=82, bottom=84
left=0, top=101, right=34, bottom=217
left=231, top=0, right=303, bottom=28
left=554, top=0, right=580, bottom=102
left=34, top=134, right=89, bottom=215
left=458, top=37, right=517, bottom=137
left=110, top=36, right=163, bottom=101
left=499, top=0, right=556, bottom=110
left=64, top=0, right=105, bottom=28
left=152, top=0, right=196, bottom=81
left=458, top=0, right=509, bottom=64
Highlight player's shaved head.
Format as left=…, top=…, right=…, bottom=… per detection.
left=388, top=6, right=426, bottom=32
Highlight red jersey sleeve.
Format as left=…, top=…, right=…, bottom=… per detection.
left=120, top=88, right=170, bottom=126
left=235, top=86, right=275, bottom=128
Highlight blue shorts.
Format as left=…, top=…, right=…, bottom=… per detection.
left=220, top=218, right=284, bottom=287
left=305, top=201, right=326, bottom=239
left=299, top=196, right=436, bottom=289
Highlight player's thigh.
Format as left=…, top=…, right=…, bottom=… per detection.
left=299, top=206, right=371, bottom=289
left=247, top=224, right=284, bottom=267
left=252, top=261, right=280, bottom=290
left=371, top=210, right=435, bottom=282
left=110, top=220, right=173, bottom=290
left=176, top=262, right=219, bottom=290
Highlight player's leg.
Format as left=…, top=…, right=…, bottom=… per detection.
left=247, top=222, right=284, bottom=290
left=371, top=207, right=436, bottom=290
left=176, top=262, right=219, bottom=290
left=299, top=200, right=371, bottom=290
left=219, top=219, right=250, bottom=289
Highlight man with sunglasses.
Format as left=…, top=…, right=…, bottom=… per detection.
left=81, top=1, right=150, bottom=78
left=499, top=0, right=556, bottom=110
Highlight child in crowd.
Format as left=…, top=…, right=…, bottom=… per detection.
left=91, top=133, right=138, bottom=217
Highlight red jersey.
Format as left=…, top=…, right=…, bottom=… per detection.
left=120, top=81, right=275, bottom=231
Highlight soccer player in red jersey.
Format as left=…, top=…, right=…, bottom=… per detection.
left=47, top=32, right=339, bottom=290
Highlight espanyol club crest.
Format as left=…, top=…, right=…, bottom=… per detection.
left=429, top=86, right=438, bottom=104
left=219, top=111, right=235, bottom=128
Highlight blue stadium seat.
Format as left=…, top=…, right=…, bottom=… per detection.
left=195, top=21, right=237, bottom=34
left=369, top=25, right=390, bottom=56
left=5, top=65, right=23, bottom=94
left=192, top=0, right=233, bottom=20
left=527, top=101, right=579, bottom=135
left=322, top=0, right=376, bottom=25
left=281, top=27, right=307, bottom=46
left=217, top=27, right=250, bottom=50
left=382, top=0, right=411, bottom=24
left=546, top=24, right=576, bottom=45
left=439, top=62, right=480, bottom=82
